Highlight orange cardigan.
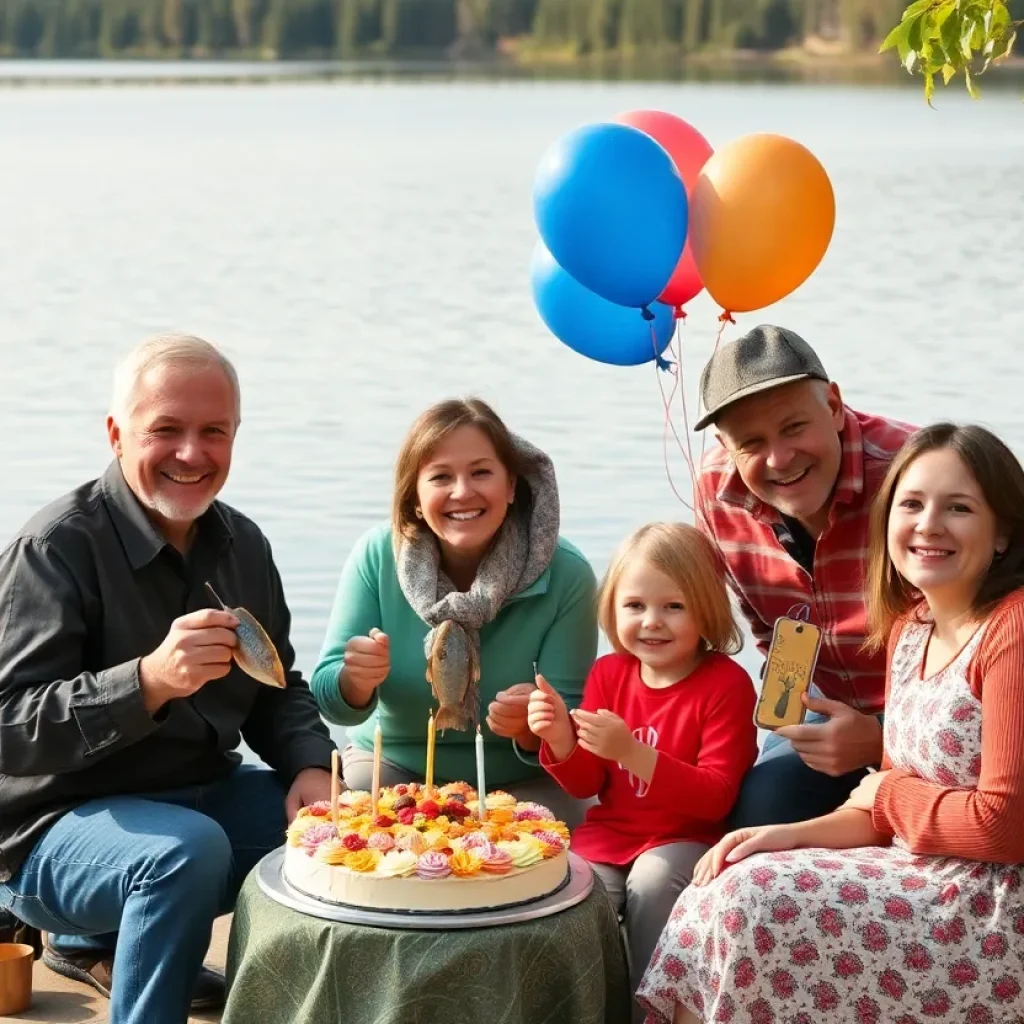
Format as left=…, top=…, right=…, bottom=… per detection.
left=872, top=590, right=1024, bottom=864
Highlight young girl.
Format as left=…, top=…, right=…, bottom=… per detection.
left=639, top=423, right=1024, bottom=1024
left=528, top=522, right=758, bottom=1020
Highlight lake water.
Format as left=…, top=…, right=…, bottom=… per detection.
left=0, top=72, right=1021, bottom=752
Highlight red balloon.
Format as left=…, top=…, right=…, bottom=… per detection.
left=614, top=110, right=713, bottom=312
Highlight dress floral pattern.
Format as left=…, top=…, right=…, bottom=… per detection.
left=637, top=619, right=1024, bottom=1024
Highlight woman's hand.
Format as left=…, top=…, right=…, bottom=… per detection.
left=339, top=628, right=390, bottom=707
left=691, top=824, right=800, bottom=886
left=843, top=768, right=889, bottom=812
left=527, top=675, right=574, bottom=759
left=487, top=682, right=536, bottom=742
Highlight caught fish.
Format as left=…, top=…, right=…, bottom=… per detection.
left=774, top=675, right=796, bottom=719
left=425, top=619, right=480, bottom=731
left=205, top=582, right=286, bottom=688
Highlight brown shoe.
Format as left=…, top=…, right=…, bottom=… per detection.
left=42, top=945, right=225, bottom=1010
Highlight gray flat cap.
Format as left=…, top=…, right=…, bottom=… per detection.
left=694, top=325, right=829, bottom=431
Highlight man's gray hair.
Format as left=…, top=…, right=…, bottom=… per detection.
left=110, top=332, right=241, bottom=423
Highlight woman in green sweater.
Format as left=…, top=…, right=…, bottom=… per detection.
left=310, top=398, right=598, bottom=826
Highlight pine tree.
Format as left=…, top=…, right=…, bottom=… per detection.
left=231, top=0, right=252, bottom=46
left=161, top=0, right=184, bottom=47
left=336, top=0, right=358, bottom=54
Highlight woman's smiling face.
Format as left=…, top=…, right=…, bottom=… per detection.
left=888, top=446, right=1006, bottom=606
left=415, top=425, right=516, bottom=563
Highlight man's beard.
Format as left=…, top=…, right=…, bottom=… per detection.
left=144, top=489, right=215, bottom=526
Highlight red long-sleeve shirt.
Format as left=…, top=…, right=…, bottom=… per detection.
left=539, top=652, right=757, bottom=865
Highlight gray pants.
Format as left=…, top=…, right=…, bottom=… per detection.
left=592, top=842, right=708, bottom=1024
left=341, top=744, right=594, bottom=830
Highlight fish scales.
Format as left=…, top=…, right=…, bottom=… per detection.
left=426, top=619, right=480, bottom=731
left=205, top=582, right=287, bottom=688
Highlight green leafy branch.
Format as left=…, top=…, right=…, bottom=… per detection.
left=881, top=0, right=1020, bottom=103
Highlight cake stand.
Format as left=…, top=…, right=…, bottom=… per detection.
left=255, top=847, right=594, bottom=930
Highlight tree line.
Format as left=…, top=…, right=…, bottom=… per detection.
left=1, top=0, right=1018, bottom=60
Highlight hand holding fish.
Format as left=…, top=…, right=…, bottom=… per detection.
left=139, top=608, right=240, bottom=714
left=527, top=675, right=574, bottom=760
left=341, top=628, right=390, bottom=707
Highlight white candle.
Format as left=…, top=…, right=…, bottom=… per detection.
left=371, top=721, right=383, bottom=819
left=330, top=748, right=340, bottom=831
left=475, top=726, right=487, bottom=822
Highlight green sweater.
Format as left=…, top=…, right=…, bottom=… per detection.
left=310, top=524, right=598, bottom=787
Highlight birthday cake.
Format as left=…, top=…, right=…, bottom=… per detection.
left=283, top=782, right=571, bottom=913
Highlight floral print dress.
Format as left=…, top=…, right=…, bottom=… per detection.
left=637, top=619, right=1024, bottom=1024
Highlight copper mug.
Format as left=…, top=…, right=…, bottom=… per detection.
left=0, top=942, right=34, bottom=1014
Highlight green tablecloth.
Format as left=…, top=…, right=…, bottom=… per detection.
left=224, top=866, right=630, bottom=1024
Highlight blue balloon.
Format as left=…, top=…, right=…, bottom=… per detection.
left=530, top=242, right=675, bottom=367
left=533, top=122, right=688, bottom=310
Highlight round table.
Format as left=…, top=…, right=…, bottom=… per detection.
left=223, top=850, right=631, bottom=1024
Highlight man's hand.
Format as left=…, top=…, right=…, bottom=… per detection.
left=285, top=767, right=336, bottom=822
left=486, top=683, right=535, bottom=743
left=843, top=769, right=890, bottom=812
left=527, top=675, right=574, bottom=760
left=139, top=608, right=240, bottom=714
left=776, top=695, right=883, bottom=776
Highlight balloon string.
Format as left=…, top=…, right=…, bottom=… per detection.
left=657, top=313, right=744, bottom=602
left=695, top=315, right=734, bottom=529
left=669, top=321, right=714, bottom=527
left=651, top=321, right=695, bottom=515
left=670, top=320, right=699, bottom=512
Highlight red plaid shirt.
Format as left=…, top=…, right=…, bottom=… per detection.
left=698, top=407, right=915, bottom=714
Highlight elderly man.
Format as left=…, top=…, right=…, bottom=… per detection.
left=0, top=334, right=337, bottom=1024
left=695, top=325, right=914, bottom=827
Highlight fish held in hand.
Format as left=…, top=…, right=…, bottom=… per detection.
left=205, top=581, right=286, bottom=688
left=425, top=619, right=480, bottom=732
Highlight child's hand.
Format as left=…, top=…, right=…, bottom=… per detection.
left=571, top=708, right=636, bottom=763
left=527, top=675, right=574, bottom=756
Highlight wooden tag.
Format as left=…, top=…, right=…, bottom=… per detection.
left=754, top=617, right=822, bottom=731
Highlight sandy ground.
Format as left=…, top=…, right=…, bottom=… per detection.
left=1, top=917, right=229, bottom=1024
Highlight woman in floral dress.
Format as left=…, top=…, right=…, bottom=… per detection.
left=638, top=422, right=1024, bottom=1024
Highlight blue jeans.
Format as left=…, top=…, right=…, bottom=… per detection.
left=0, top=765, right=286, bottom=1024
left=727, top=712, right=877, bottom=829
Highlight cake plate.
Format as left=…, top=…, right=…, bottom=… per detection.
left=256, top=847, right=594, bottom=930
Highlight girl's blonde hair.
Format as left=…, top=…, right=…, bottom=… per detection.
left=391, top=398, right=535, bottom=543
left=597, top=522, right=742, bottom=655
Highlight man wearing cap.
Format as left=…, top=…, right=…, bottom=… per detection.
left=694, top=325, right=914, bottom=827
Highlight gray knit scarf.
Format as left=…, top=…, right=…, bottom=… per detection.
left=396, top=432, right=560, bottom=719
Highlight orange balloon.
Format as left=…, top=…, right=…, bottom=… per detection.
left=689, top=133, right=835, bottom=314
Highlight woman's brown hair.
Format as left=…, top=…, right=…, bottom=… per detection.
left=597, top=522, right=743, bottom=655
left=864, top=422, right=1024, bottom=652
left=392, top=398, right=536, bottom=543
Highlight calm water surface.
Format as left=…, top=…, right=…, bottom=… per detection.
left=0, top=78, right=1021, bottom=751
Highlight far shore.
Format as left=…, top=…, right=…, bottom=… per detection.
left=0, top=47, right=1020, bottom=90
